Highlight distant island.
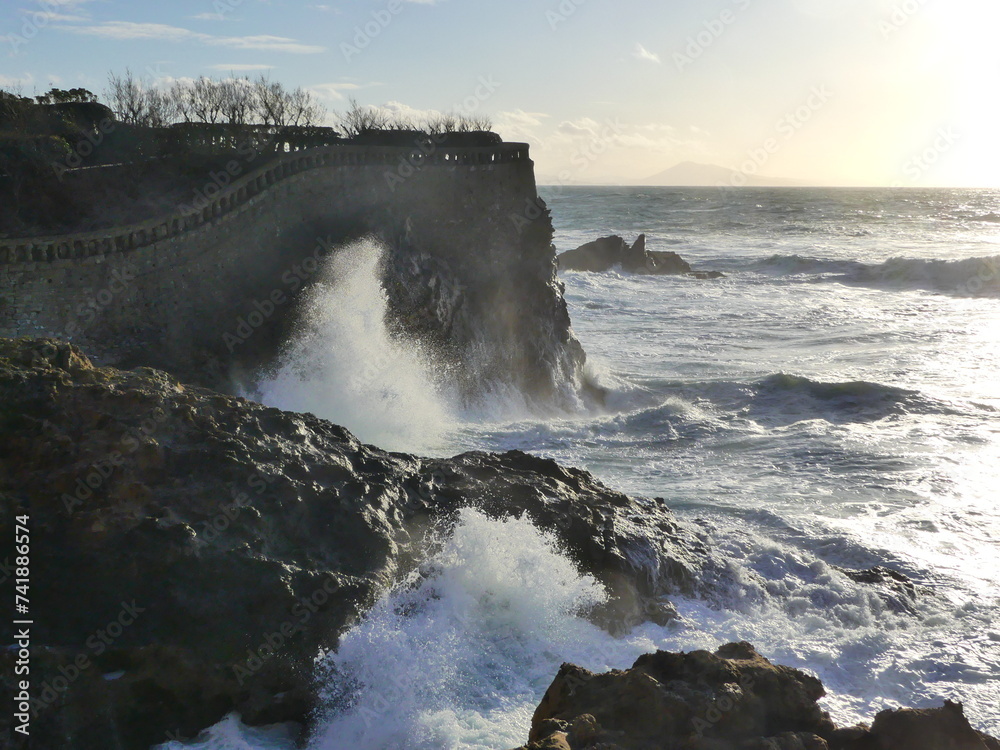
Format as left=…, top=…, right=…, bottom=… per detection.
left=639, top=160, right=808, bottom=187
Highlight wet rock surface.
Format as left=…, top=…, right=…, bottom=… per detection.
left=513, top=644, right=1000, bottom=750
left=557, top=234, right=724, bottom=278
left=0, top=337, right=706, bottom=749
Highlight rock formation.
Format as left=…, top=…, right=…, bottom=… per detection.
left=0, top=337, right=705, bottom=749
left=514, top=643, right=1000, bottom=750
left=1, top=142, right=589, bottom=408
left=557, top=234, right=723, bottom=277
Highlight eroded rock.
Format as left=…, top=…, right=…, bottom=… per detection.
left=0, top=337, right=707, bottom=749
left=512, top=646, right=999, bottom=750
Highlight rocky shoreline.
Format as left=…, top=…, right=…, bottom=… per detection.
left=514, top=643, right=1000, bottom=750
left=1, top=336, right=997, bottom=749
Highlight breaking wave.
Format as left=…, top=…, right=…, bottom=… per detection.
left=751, top=254, right=1000, bottom=296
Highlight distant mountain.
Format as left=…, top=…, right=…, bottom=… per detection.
left=639, top=161, right=808, bottom=187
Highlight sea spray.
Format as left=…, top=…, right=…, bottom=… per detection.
left=253, top=237, right=454, bottom=454
left=307, top=508, right=645, bottom=750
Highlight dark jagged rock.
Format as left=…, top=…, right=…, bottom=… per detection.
left=557, top=234, right=722, bottom=277
left=557, top=235, right=633, bottom=273
left=835, top=565, right=918, bottom=614
left=0, top=337, right=706, bottom=749
left=514, top=645, right=1000, bottom=750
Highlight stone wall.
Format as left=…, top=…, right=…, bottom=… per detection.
left=0, top=142, right=585, bottom=403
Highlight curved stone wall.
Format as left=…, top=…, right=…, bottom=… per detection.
left=0, top=141, right=582, bottom=404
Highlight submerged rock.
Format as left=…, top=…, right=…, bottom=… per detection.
left=513, top=645, right=1000, bottom=750
left=836, top=565, right=918, bottom=614
left=557, top=234, right=723, bottom=277
left=0, top=337, right=707, bottom=749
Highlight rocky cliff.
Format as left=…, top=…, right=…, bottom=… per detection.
left=0, top=338, right=700, bottom=749
left=0, top=142, right=590, bottom=407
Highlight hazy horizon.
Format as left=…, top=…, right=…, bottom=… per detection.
left=2, top=0, right=997, bottom=188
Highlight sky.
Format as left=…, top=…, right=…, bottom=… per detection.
left=2, top=0, right=998, bottom=186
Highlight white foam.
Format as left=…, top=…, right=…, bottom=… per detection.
left=307, top=508, right=644, bottom=750
left=253, top=238, right=454, bottom=455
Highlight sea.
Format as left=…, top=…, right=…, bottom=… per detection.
left=168, top=187, right=1000, bottom=749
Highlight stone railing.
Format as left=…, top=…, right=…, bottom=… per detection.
left=0, top=142, right=530, bottom=265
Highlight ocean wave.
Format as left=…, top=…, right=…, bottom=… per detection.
left=744, top=373, right=957, bottom=426
left=647, top=374, right=965, bottom=428
left=750, top=254, right=1000, bottom=296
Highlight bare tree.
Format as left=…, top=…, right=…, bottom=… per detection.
left=104, top=70, right=326, bottom=130
left=338, top=98, right=392, bottom=136
left=253, top=76, right=288, bottom=127
left=188, top=77, right=226, bottom=124
left=284, top=86, right=324, bottom=127
left=105, top=69, right=149, bottom=125
left=458, top=113, right=492, bottom=132
left=146, top=88, right=179, bottom=128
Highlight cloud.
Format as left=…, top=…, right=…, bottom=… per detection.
left=57, top=21, right=326, bottom=53
left=496, top=109, right=549, bottom=128
left=0, top=73, right=35, bottom=88
left=633, top=42, right=661, bottom=64
left=310, top=82, right=369, bottom=101
left=556, top=118, right=600, bottom=136
left=31, top=0, right=94, bottom=6
left=191, top=13, right=227, bottom=21
left=20, top=9, right=89, bottom=22
left=208, top=63, right=275, bottom=71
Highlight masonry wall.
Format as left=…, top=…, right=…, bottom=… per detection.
left=0, top=142, right=567, bottom=394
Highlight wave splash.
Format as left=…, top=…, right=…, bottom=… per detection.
left=308, top=508, right=636, bottom=750
left=252, top=237, right=455, bottom=454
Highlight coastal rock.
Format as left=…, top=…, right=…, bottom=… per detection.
left=557, top=235, right=634, bottom=273
left=557, top=234, right=722, bottom=277
left=0, top=337, right=707, bottom=749
left=836, top=565, right=918, bottom=614
left=865, top=702, right=1000, bottom=750
left=513, top=646, right=1000, bottom=750
left=518, top=641, right=834, bottom=750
